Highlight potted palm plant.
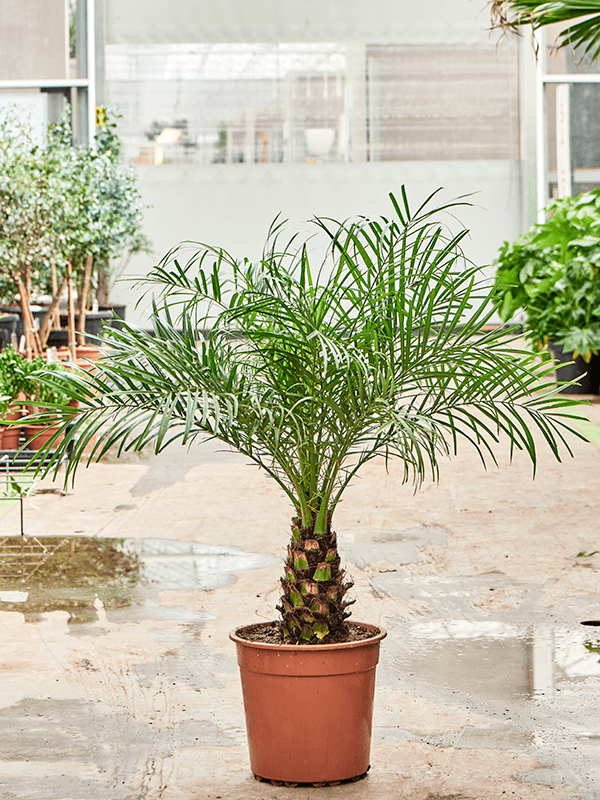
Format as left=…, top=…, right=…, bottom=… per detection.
left=38, top=189, right=584, bottom=786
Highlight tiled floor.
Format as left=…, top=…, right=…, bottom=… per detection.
left=1, top=406, right=600, bottom=799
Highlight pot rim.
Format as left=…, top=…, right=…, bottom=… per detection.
left=229, top=620, right=387, bottom=651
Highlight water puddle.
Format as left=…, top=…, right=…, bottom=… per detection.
left=0, top=535, right=278, bottom=627
left=402, top=619, right=600, bottom=703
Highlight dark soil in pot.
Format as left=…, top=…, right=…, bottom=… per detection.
left=237, top=620, right=376, bottom=645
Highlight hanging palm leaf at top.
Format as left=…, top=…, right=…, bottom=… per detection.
left=491, top=1, right=600, bottom=60
left=36, top=189, right=586, bottom=644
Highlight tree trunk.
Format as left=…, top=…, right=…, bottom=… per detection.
left=277, top=510, right=354, bottom=644
left=67, top=261, right=77, bottom=362
left=77, top=254, right=93, bottom=346
left=96, top=258, right=111, bottom=306
left=39, top=274, right=68, bottom=348
left=50, top=262, right=61, bottom=331
left=17, top=275, right=42, bottom=358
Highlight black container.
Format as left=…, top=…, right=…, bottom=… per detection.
left=57, top=310, right=123, bottom=344
left=99, top=304, right=126, bottom=328
left=550, top=342, right=600, bottom=394
left=0, top=306, right=47, bottom=342
left=0, top=313, right=18, bottom=349
left=0, top=305, right=126, bottom=347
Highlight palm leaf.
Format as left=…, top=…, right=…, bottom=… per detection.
left=491, top=1, right=600, bottom=60
left=32, top=188, right=589, bottom=641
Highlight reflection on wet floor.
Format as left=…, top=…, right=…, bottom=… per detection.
left=2, top=536, right=599, bottom=723
left=0, top=535, right=278, bottom=627
left=402, top=619, right=600, bottom=703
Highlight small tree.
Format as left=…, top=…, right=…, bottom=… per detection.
left=0, top=107, right=150, bottom=355
left=45, top=109, right=150, bottom=349
left=0, top=111, right=71, bottom=355
left=87, top=110, right=151, bottom=307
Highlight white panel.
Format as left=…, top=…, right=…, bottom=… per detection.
left=0, top=92, right=48, bottom=143
left=106, top=0, right=491, bottom=45
left=556, top=83, right=572, bottom=198
left=113, top=161, right=521, bottom=328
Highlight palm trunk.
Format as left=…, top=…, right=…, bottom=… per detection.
left=277, top=510, right=354, bottom=644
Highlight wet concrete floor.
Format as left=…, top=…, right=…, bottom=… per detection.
left=2, top=412, right=600, bottom=799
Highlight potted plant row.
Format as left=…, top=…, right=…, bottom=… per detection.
left=0, top=347, right=73, bottom=451
left=492, top=188, right=600, bottom=393
left=37, top=189, right=584, bottom=786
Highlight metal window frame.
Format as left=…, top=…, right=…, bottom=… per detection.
left=0, top=0, right=97, bottom=145
left=535, top=30, right=600, bottom=221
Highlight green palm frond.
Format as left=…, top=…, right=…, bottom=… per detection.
left=38, top=189, right=586, bottom=540
left=491, top=1, right=600, bottom=61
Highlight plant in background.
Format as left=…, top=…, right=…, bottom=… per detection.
left=38, top=188, right=584, bottom=645
left=44, top=108, right=151, bottom=341
left=0, top=106, right=150, bottom=353
left=0, top=346, right=31, bottom=401
left=0, top=111, right=71, bottom=349
left=21, top=358, right=71, bottom=415
left=89, top=109, right=152, bottom=306
left=492, top=188, right=600, bottom=361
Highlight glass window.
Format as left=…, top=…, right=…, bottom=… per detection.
left=106, top=42, right=518, bottom=165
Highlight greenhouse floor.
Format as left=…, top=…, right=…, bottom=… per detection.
left=2, top=403, right=600, bottom=799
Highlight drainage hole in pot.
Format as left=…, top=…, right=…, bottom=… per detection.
left=581, top=620, right=600, bottom=626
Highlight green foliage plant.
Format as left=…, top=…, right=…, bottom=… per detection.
left=492, top=188, right=600, bottom=361
left=0, top=111, right=70, bottom=321
left=39, top=189, right=585, bottom=644
left=21, top=358, right=71, bottom=416
left=0, top=347, right=72, bottom=432
left=0, top=346, right=31, bottom=400
left=46, top=108, right=151, bottom=308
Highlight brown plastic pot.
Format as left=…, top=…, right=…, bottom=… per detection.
left=1, top=404, right=22, bottom=449
left=230, top=622, right=386, bottom=784
left=23, top=423, right=62, bottom=451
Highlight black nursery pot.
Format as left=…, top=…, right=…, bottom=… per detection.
left=0, top=313, right=18, bottom=349
left=550, top=342, right=600, bottom=394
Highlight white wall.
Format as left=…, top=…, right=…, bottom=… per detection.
left=107, top=0, right=493, bottom=45
left=113, top=160, right=521, bottom=328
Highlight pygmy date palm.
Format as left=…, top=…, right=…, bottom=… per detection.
left=42, top=189, right=584, bottom=644
left=491, top=1, right=600, bottom=61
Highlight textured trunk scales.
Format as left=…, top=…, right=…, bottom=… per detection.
left=277, top=511, right=355, bottom=644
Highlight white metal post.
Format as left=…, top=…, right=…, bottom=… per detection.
left=535, top=30, right=546, bottom=223
left=87, top=0, right=96, bottom=147
left=556, top=83, right=572, bottom=198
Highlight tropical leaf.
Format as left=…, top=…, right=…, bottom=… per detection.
left=32, top=188, right=588, bottom=642
left=491, top=1, right=600, bottom=61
